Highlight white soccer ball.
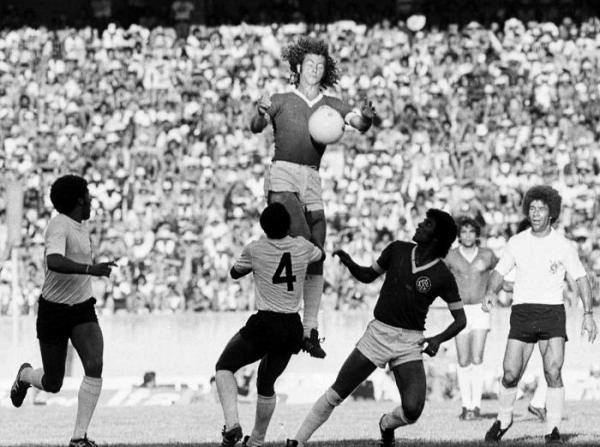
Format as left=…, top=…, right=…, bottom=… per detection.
left=308, top=105, right=345, bottom=145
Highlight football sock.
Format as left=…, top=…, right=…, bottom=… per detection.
left=247, top=394, right=276, bottom=447
left=530, top=377, right=547, bottom=409
left=216, top=370, right=240, bottom=430
left=20, top=367, right=45, bottom=390
left=545, top=386, right=564, bottom=434
left=296, top=387, right=342, bottom=443
left=72, top=376, right=102, bottom=440
left=303, top=275, right=324, bottom=337
left=381, top=405, right=410, bottom=430
left=456, top=364, right=472, bottom=409
left=471, top=363, right=484, bottom=409
left=497, top=384, right=518, bottom=429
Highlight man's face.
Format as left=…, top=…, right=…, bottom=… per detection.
left=413, top=216, right=436, bottom=244
left=299, top=53, right=325, bottom=86
left=82, top=190, right=92, bottom=221
left=459, top=224, right=477, bottom=248
left=528, top=199, right=551, bottom=232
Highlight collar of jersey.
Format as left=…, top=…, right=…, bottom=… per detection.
left=292, top=88, right=323, bottom=107
left=411, top=246, right=440, bottom=273
left=458, top=245, right=478, bottom=263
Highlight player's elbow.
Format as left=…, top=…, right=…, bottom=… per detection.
left=455, top=313, right=467, bottom=331
left=230, top=267, right=242, bottom=280
left=46, top=254, right=62, bottom=272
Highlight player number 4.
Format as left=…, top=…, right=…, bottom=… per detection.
left=272, top=252, right=296, bottom=291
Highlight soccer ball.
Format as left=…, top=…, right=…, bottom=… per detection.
left=308, top=105, right=345, bottom=145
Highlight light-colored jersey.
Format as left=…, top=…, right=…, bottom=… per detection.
left=494, top=228, right=586, bottom=305
left=233, top=235, right=323, bottom=313
left=41, top=213, right=93, bottom=305
left=445, top=246, right=498, bottom=305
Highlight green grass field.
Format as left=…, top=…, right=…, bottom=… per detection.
left=1, top=399, right=600, bottom=446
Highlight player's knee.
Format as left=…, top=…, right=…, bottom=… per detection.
left=457, top=356, right=471, bottom=367
left=544, top=368, right=562, bottom=387
left=471, top=356, right=483, bottom=365
left=256, top=377, right=275, bottom=397
left=324, top=387, right=344, bottom=406
left=82, top=357, right=103, bottom=377
left=502, top=372, right=520, bottom=388
left=402, top=401, right=424, bottom=423
left=42, top=375, right=63, bottom=393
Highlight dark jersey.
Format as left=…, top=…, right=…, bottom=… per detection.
left=266, top=90, right=354, bottom=168
left=372, top=241, right=462, bottom=331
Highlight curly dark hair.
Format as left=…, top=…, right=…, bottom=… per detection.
left=282, top=37, right=340, bottom=89
left=522, top=185, right=562, bottom=223
left=260, top=202, right=291, bottom=239
left=427, top=209, right=458, bottom=258
left=456, top=216, right=481, bottom=246
left=50, top=175, right=88, bottom=215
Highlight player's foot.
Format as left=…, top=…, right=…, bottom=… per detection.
left=241, top=435, right=249, bottom=446
left=465, top=409, right=476, bottom=421
left=10, top=362, right=32, bottom=408
left=285, top=440, right=299, bottom=447
left=378, top=414, right=395, bottom=447
left=68, top=435, right=98, bottom=447
left=459, top=407, right=468, bottom=420
left=302, top=329, right=326, bottom=358
left=528, top=404, right=547, bottom=422
left=484, top=419, right=512, bottom=442
left=221, top=424, right=243, bottom=447
left=473, top=407, right=481, bottom=419
left=545, top=427, right=563, bottom=444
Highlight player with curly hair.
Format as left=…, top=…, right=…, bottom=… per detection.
left=250, top=36, right=375, bottom=359
left=482, top=185, right=598, bottom=444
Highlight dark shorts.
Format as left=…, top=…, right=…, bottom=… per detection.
left=36, top=297, right=99, bottom=344
left=508, top=303, right=567, bottom=343
left=239, top=310, right=303, bottom=355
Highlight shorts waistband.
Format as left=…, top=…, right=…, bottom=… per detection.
left=372, top=319, right=424, bottom=335
left=272, top=160, right=319, bottom=171
left=39, top=296, right=96, bottom=307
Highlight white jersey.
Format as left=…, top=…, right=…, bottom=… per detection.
left=41, top=213, right=93, bottom=305
left=494, top=228, right=586, bottom=305
left=233, top=235, right=323, bottom=313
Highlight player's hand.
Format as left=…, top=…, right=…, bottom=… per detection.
left=481, top=294, right=494, bottom=313
left=89, top=261, right=118, bottom=277
left=420, top=336, right=441, bottom=357
left=582, top=313, right=597, bottom=343
left=333, top=249, right=352, bottom=266
left=359, top=97, right=376, bottom=120
left=257, top=94, right=271, bottom=116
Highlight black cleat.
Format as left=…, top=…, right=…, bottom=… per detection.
left=379, top=414, right=395, bottom=447
left=69, top=435, right=98, bottom=447
left=459, top=407, right=468, bottom=420
left=240, top=435, right=249, bottom=446
left=10, top=363, right=32, bottom=408
left=528, top=405, right=547, bottom=422
left=545, top=427, right=563, bottom=445
left=302, top=329, right=326, bottom=358
left=485, top=419, right=513, bottom=442
left=286, top=440, right=299, bottom=447
left=221, top=424, right=243, bottom=447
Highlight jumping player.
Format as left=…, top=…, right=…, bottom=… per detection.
left=10, top=175, right=117, bottom=447
left=286, top=209, right=466, bottom=447
left=483, top=186, right=598, bottom=444
left=445, top=217, right=498, bottom=420
left=215, top=203, right=324, bottom=447
left=250, top=36, right=375, bottom=358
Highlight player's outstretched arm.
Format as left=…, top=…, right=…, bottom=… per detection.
left=347, top=97, right=375, bottom=132
left=576, top=276, right=597, bottom=342
left=250, top=93, right=271, bottom=133
left=421, top=307, right=467, bottom=357
left=333, top=249, right=380, bottom=283
left=46, top=254, right=116, bottom=277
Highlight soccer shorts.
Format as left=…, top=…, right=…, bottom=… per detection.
left=265, top=160, right=323, bottom=212
left=463, top=303, right=491, bottom=332
left=239, top=310, right=304, bottom=355
left=356, top=319, right=424, bottom=368
left=508, top=303, right=568, bottom=343
left=37, top=297, right=98, bottom=344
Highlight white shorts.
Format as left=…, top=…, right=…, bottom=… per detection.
left=356, top=319, right=424, bottom=369
left=264, top=160, right=323, bottom=212
left=463, top=303, right=491, bottom=332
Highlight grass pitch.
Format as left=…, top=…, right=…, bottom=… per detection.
left=1, top=399, right=600, bottom=446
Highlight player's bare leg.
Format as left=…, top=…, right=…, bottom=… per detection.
left=454, top=330, right=473, bottom=419
left=539, top=337, right=565, bottom=442
left=470, top=329, right=489, bottom=418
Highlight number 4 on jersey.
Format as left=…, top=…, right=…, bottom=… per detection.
left=272, top=252, right=296, bottom=291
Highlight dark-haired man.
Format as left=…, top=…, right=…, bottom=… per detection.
left=215, top=203, right=324, bottom=447
left=10, top=175, right=116, bottom=447
left=251, top=36, right=375, bottom=358
left=286, top=209, right=466, bottom=447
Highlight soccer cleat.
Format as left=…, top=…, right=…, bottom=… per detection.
left=286, top=440, right=299, bottom=447
left=378, top=414, right=395, bottom=447
left=528, top=405, right=547, bottom=422
left=302, top=329, right=326, bottom=358
left=465, top=409, right=476, bottom=421
left=68, top=435, right=98, bottom=447
left=545, top=427, right=562, bottom=445
left=485, top=419, right=513, bottom=442
left=459, top=407, right=468, bottom=420
left=241, top=435, right=249, bottom=446
left=10, top=363, right=32, bottom=408
left=221, top=424, right=243, bottom=447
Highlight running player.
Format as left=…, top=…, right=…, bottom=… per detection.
left=10, top=175, right=117, bottom=447
left=483, top=186, right=598, bottom=444
left=286, top=209, right=466, bottom=447
left=445, top=217, right=498, bottom=420
left=250, top=36, right=375, bottom=358
left=215, top=203, right=324, bottom=447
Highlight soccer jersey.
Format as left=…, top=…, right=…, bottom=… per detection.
left=494, top=228, right=587, bottom=305
left=372, top=241, right=462, bottom=331
left=42, top=213, right=93, bottom=305
left=266, top=89, right=355, bottom=168
left=445, top=246, right=498, bottom=304
left=233, top=235, right=323, bottom=313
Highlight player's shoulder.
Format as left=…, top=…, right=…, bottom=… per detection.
left=46, top=213, right=69, bottom=230
left=507, top=229, right=529, bottom=244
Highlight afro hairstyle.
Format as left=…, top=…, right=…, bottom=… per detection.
left=427, top=208, right=458, bottom=258
left=282, top=36, right=340, bottom=89
left=260, top=202, right=291, bottom=239
left=50, top=175, right=89, bottom=215
left=522, top=185, right=562, bottom=223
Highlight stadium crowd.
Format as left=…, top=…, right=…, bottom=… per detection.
left=0, top=15, right=600, bottom=315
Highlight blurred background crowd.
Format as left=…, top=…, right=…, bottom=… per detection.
left=0, top=0, right=600, bottom=316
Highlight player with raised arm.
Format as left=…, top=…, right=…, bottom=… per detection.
left=250, top=36, right=374, bottom=359
left=10, top=175, right=117, bottom=447
left=445, top=217, right=498, bottom=420
left=286, top=209, right=466, bottom=447
left=215, top=203, right=325, bottom=447
left=483, top=186, right=598, bottom=444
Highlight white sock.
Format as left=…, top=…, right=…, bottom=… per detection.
left=545, top=387, right=564, bottom=434
left=302, top=274, right=323, bottom=337
left=296, top=388, right=342, bottom=443
left=381, top=405, right=410, bottom=430
left=497, top=385, right=518, bottom=429
left=456, top=364, right=472, bottom=409
left=471, top=363, right=484, bottom=409
left=72, top=376, right=102, bottom=440
left=216, top=370, right=240, bottom=430
left=247, top=394, right=276, bottom=447
left=530, top=377, right=547, bottom=409
left=20, top=367, right=45, bottom=390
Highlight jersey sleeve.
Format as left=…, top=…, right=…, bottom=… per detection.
left=494, top=239, right=516, bottom=277
left=267, top=93, right=283, bottom=120
left=306, top=241, right=324, bottom=263
left=372, top=242, right=396, bottom=274
left=440, top=270, right=463, bottom=310
left=45, top=219, right=67, bottom=256
left=326, top=96, right=356, bottom=125
left=563, top=239, right=587, bottom=280
left=233, top=243, right=253, bottom=274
